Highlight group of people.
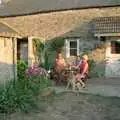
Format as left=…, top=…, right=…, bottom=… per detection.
left=52, top=52, right=89, bottom=88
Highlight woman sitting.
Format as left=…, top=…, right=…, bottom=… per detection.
left=52, top=53, right=66, bottom=85
left=75, top=54, right=89, bottom=88
left=55, top=53, right=66, bottom=71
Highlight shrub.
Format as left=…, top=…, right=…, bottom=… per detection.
left=27, top=76, right=52, bottom=95
left=17, top=60, right=28, bottom=79
left=32, top=37, right=65, bottom=70
left=88, top=59, right=99, bottom=78
left=0, top=79, right=35, bottom=113
left=0, top=75, right=52, bottom=113
left=88, top=59, right=96, bottom=72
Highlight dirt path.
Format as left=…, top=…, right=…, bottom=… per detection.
left=1, top=92, right=120, bottom=120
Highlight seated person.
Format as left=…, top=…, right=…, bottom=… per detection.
left=75, top=54, right=89, bottom=87
left=52, top=53, right=66, bottom=85
left=55, top=53, right=66, bottom=71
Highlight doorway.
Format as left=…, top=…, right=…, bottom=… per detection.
left=105, top=39, right=120, bottom=77
left=17, top=38, right=28, bottom=61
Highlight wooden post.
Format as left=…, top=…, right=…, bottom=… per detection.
left=12, top=37, right=17, bottom=81
left=28, top=37, right=35, bottom=66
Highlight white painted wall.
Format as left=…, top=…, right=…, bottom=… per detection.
left=105, top=37, right=120, bottom=77
left=0, top=37, right=14, bottom=81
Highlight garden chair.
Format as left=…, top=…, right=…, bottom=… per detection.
left=66, top=67, right=88, bottom=90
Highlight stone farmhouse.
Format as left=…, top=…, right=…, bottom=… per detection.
left=0, top=0, right=120, bottom=80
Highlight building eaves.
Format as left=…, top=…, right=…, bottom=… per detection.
left=0, top=0, right=120, bottom=17
left=0, top=21, right=23, bottom=37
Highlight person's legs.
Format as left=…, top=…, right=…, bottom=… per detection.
left=75, top=73, right=85, bottom=88
left=52, top=68, right=60, bottom=85
left=81, top=73, right=88, bottom=87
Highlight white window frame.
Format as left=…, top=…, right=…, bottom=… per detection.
left=65, top=39, right=79, bottom=58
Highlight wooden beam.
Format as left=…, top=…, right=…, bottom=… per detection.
left=95, top=33, right=120, bottom=37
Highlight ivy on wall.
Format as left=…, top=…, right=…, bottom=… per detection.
left=32, top=37, right=65, bottom=70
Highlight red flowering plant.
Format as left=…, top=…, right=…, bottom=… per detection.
left=25, top=64, right=49, bottom=77
left=25, top=64, right=51, bottom=91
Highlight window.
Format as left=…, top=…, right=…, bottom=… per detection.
left=100, top=37, right=106, bottom=41
left=111, top=41, right=120, bottom=54
left=65, top=39, right=79, bottom=57
left=70, top=41, right=77, bottom=56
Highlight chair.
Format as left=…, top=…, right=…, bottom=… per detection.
left=66, top=70, right=88, bottom=90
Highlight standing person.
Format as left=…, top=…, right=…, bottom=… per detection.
left=75, top=54, right=89, bottom=88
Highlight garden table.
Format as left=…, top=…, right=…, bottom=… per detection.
left=62, top=67, right=79, bottom=81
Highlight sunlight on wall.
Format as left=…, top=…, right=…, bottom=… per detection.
left=0, top=37, right=14, bottom=80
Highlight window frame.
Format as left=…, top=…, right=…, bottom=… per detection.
left=65, top=39, right=79, bottom=58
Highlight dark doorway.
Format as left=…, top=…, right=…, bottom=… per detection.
left=111, top=41, right=120, bottom=54
left=17, top=38, right=28, bottom=61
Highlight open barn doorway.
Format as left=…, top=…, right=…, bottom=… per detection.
left=17, top=37, right=28, bottom=61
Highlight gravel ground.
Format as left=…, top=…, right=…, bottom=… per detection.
left=1, top=92, right=120, bottom=120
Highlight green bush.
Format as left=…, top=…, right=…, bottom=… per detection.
left=25, top=76, right=52, bottom=96
left=32, top=38, right=52, bottom=70
left=88, top=59, right=99, bottom=78
left=32, top=37, right=65, bottom=70
left=48, top=37, right=64, bottom=53
left=0, top=75, right=52, bottom=113
left=88, top=59, right=96, bottom=72
left=17, top=60, right=28, bottom=79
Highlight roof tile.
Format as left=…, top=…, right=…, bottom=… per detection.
left=93, top=16, right=120, bottom=34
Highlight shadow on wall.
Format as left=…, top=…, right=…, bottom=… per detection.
left=45, top=20, right=106, bottom=77
left=0, top=61, right=15, bottom=83
left=63, top=20, right=95, bottom=40
left=47, top=20, right=98, bottom=53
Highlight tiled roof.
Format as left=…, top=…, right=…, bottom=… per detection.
left=0, top=22, right=21, bottom=37
left=0, top=0, right=120, bottom=17
left=93, top=16, right=120, bottom=35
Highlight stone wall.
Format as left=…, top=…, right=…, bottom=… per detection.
left=0, top=37, right=14, bottom=82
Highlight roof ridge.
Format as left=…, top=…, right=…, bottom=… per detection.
left=0, top=2, right=120, bottom=18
